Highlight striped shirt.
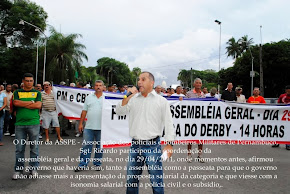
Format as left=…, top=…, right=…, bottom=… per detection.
left=42, top=91, right=56, bottom=111
left=186, top=88, right=205, bottom=98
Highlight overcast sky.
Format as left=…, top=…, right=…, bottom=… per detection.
left=31, top=0, right=290, bottom=87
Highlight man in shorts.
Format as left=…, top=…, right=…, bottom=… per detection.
left=42, top=81, right=62, bottom=142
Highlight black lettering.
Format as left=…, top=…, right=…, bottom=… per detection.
left=200, top=124, right=206, bottom=136
left=225, top=107, right=230, bottom=119
left=212, top=124, right=219, bottom=136
left=237, top=107, right=243, bottom=119
left=181, top=105, right=186, bottom=118
left=206, top=124, right=212, bottom=136
left=273, top=125, right=278, bottom=137
left=279, top=125, right=284, bottom=138
left=219, top=124, right=224, bottom=136
left=170, top=105, right=175, bottom=118
left=81, top=94, right=87, bottom=103
left=231, top=107, right=236, bottom=119
left=57, top=91, right=61, bottom=100
left=184, top=124, right=190, bottom=136
left=260, top=125, right=266, bottom=137
left=201, top=106, right=206, bottom=118
left=187, top=106, right=194, bottom=118
left=249, top=109, right=254, bottom=119
left=76, top=93, right=81, bottom=102
left=111, top=105, right=116, bottom=120
left=176, top=124, right=181, bottom=136
left=207, top=106, right=212, bottom=119
left=216, top=107, right=221, bottom=119
left=191, top=124, right=197, bottom=136
left=70, top=95, right=74, bottom=102
left=253, top=125, right=259, bottom=137
left=175, top=105, right=180, bottom=118
left=266, top=125, right=273, bottom=137
left=195, top=106, right=200, bottom=118
left=273, top=110, right=279, bottom=120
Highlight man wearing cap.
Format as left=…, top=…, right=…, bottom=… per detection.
left=236, top=87, right=246, bottom=103
left=42, top=81, right=63, bottom=142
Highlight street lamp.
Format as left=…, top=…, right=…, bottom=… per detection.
left=215, top=19, right=221, bottom=93
left=190, top=67, right=193, bottom=90
left=242, top=40, right=255, bottom=95
left=249, top=46, right=254, bottom=95
left=19, top=19, right=47, bottom=84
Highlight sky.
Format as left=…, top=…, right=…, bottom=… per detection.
left=31, top=0, right=290, bottom=87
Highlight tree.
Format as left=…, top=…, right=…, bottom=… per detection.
left=238, top=35, right=254, bottom=52
left=220, top=40, right=290, bottom=98
left=177, top=69, right=191, bottom=88
left=226, top=37, right=241, bottom=59
left=0, top=0, right=47, bottom=48
left=226, top=36, right=254, bottom=60
left=96, top=57, right=134, bottom=85
left=132, top=67, right=141, bottom=85
left=45, top=27, right=88, bottom=84
left=0, top=0, right=47, bottom=85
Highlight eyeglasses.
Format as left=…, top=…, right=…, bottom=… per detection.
left=24, top=80, right=33, bottom=82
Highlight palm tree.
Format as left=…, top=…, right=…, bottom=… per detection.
left=238, top=35, right=254, bottom=52
left=178, top=69, right=191, bottom=88
left=46, top=27, right=88, bottom=84
left=132, top=67, right=141, bottom=85
left=226, top=37, right=241, bottom=59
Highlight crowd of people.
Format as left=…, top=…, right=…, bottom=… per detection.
left=0, top=72, right=289, bottom=193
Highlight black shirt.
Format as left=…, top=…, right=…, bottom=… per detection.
left=221, top=89, right=237, bottom=101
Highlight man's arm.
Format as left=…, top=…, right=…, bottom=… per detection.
left=116, top=87, right=138, bottom=115
left=25, top=101, right=42, bottom=109
left=0, top=97, right=7, bottom=111
left=78, top=110, right=87, bottom=133
left=13, top=100, right=34, bottom=108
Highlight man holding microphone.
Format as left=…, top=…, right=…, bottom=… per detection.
left=116, top=71, right=175, bottom=194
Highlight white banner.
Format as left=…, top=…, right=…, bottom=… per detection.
left=53, top=85, right=290, bottom=147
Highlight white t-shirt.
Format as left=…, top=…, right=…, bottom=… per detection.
left=171, top=93, right=185, bottom=97
left=205, top=93, right=219, bottom=100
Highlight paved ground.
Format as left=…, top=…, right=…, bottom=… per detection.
left=0, top=129, right=289, bottom=194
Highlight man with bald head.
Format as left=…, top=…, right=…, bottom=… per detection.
left=116, top=71, right=175, bottom=194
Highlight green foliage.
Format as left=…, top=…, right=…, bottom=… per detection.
left=96, top=57, right=135, bottom=85
left=0, top=47, right=35, bottom=84
left=132, top=67, right=141, bottom=85
left=178, top=69, right=218, bottom=89
left=0, top=0, right=47, bottom=48
left=226, top=35, right=254, bottom=59
left=45, top=27, right=88, bottom=84
left=220, top=40, right=290, bottom=97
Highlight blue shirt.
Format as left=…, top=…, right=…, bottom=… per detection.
left=0, top=92, right=7, bottom=109
left=83, top=93, right=103, bottom=130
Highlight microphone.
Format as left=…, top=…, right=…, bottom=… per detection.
left=124, top=86, right=139, bottom=98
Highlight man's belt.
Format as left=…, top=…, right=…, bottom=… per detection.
left=132, top=136, right=160, bottom=145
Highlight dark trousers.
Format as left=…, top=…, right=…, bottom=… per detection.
left=9, top=113, right=16, bottom=135
left=4, top=110, right=11, bottom=133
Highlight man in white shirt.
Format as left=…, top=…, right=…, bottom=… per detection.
left=116, top=71, right=175, bottom=194
left=75, top=80, right=104, bottom=172
left=171, top=86, right=185, bottom=97
left=236, top=87, right=246, bottom=103
left=205, top=87, right=220, bottom=100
